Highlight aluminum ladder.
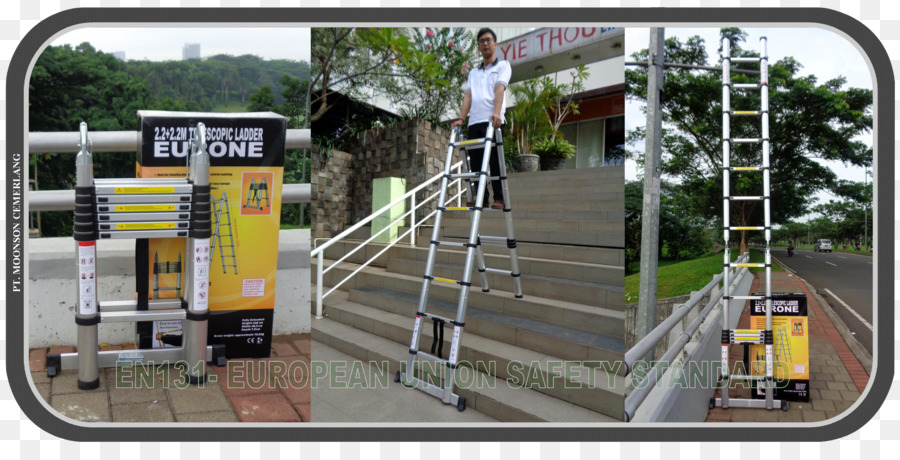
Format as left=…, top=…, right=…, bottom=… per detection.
left=394, top=125, right=523, bottom=411
left=46, top=122, right=225, bottom=388
left=211, top=193, right=238, bottom=274
left=712, top=35, right=787, bottom=411
left=245, top=177, right=270, bottom=210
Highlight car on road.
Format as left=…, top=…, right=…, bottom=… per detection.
left=814, top=239, right=833, bottom=252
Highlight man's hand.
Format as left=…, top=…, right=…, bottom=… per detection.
left=489, top=113, right=501, bottom=129
left=450, top=118, right=464, bottom=129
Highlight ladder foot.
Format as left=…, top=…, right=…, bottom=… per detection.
left=482, top=289, right=490, bottom=293
left=709, top=398, right=716, bottom=410
left=781, top=400, right=789, bottom=412
left=77, top=377, right=100, bottom=391
left=394, top=371, right=401, bottom=383
left=515, top=294, right=524, bottom=299
left=457, top=396, right=467, bottom=412
left=46, top=354, right=61, bottom=378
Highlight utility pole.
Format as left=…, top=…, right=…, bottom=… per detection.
left=636, top=28, right=665, bottom=353
left=864, top=167, right=868, bottom=251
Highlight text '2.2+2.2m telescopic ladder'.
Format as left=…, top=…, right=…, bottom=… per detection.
left=712, top=35, right=788, bottom=411
left=394, top=125, right=523, bottom=411
left=46, top=122, right=225, bottom=389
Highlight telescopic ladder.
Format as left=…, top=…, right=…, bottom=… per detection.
left=46, top=122, right=225, bottom=388
left=211, top=193, right=238, bottom=274
left=245, top=177, right=270, bottom=210
left=712, top=36, right=787, bottom=411
left=394, top=125, right=523, bottom=411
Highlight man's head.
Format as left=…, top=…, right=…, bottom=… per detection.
left=476, top=28, right=498, bottom=62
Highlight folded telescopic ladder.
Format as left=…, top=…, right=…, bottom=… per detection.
left=211, top=193, right=238, bottom=274
left=394, top=125, right=523, bottom=411
left=712, top=36, right=787, bottom=411
left=245, top=177, right=270, bottom=210
left=46, top=122, right=224, bottom=388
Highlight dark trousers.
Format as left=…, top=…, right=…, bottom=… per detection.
left=466, top=122, right=504, bottom=204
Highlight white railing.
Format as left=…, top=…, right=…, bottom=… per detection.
left=310, top=161, right=466, bottom=318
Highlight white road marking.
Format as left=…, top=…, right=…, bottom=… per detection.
left=837, top=256, right=847, bottom=259
left=805, top=255, right=812, bottom=259
left=825, top=261, right=837, bottom=267
left=825, top=288, right=873, bottom=331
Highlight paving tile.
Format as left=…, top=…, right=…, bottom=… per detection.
left=812, top=399, right=836, bottom=412
left=777, top=410, right=803, bottom=422
left=48, top=346, right=75, bottom=356
left=31, top=371, right=51, bottom=385
left=176, top=410, right=239, bottom=423
left=294, top=338, right=311, bottom=357
left=29, top=348, right=47, bottom=372
left=819, top=389, right=842, bottom=401
left=231, top=393, right=301, bottom=422
left=840, top=390, right=861, bottom=401
left=111, top=401, right=174, bottom=423
left=51, top=370, right=108, bottom=395
left=295, top=403, right=311, bottom=422
left=271, top=342, right=298, bottom=357
left=35, top=383, right=51, bottom=403
left=51, top=393, right=110, bottom=422
left=801, top=410, right=827, bottom=422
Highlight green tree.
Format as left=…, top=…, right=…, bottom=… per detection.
left=248, top=85, right=276, bottom=111
left=626, top=28, right=873, bottom=254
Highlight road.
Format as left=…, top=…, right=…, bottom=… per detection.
left=771, top=248, right=874, bottom=355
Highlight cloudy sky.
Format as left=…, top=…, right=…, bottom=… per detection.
left=625, top=27, right=875, bottom=222
left=50, top=26, right=310, bottom=62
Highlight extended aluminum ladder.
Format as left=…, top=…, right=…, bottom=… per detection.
left=211, top=193, right=238, bottom=274
left=775, top=326, right=792, bottom=363
left=245, top=177, right=270, bottom=210
left=713, top=36, right=787, bottom=411
left=394, top=125, right=523, bottom=411
left=46, top=122, right=224, bottom=388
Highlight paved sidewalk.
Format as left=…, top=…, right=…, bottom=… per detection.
left=29, top=334, right=311, bottom=423
left=706, top=272, right=869, bottom=423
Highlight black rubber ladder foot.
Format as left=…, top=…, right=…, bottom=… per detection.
left=709, top=398, right=716, bottom=410
left=457, top=395, right=467, bottom=412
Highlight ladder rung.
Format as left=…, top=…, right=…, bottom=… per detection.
left=96, top=194, right=193, bottom=204
left=418, top=312, right=456, bottom=325
left=732, top=329, right=765, bottom=335
left=727, top=263, right=766, bottom=268
left=433, top=240, right=468, bottom=248
left=98, top=212, right=191, bottom=222
left=729, top=295, right=765, bottom=300
left=731, top=110, right=760, bottom=116
left=730, top=166, right=762, bottom=171
left=732, top=83, right=761, bottom=89
left=728, top=226, right=765, bottom=231
left=724, top=375, right=767, bottom=382
left=455, top=138, right=489, bottom=148
left=729, top=196, right=765, bottom=201
left=730, top=56, right=762, bottom=63
left=430, top=276, right=461, bottom=285
left=731, top=138, right=762, bottom=144
left=414, top=350, right=449, bottom=364
left=448, top=173, right=479, bottom=179
left=483, top=268, right=514, bottom=276
left=99, top=229, right=190, bottom=240
left=101, top=309, right=186, bottom=323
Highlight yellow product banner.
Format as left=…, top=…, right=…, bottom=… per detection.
left=116, top=222, right=176, bottom=230
left=115, top=186, right=175, bottom=194
left=115, top=204, right=176, bottom=212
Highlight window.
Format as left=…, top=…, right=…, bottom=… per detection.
left=559, top=115, right=625, bottom=169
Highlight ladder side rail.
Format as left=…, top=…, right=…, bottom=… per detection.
left=720, top=37, right=733, bottom=408
left=760, top=35, right=775, bottom=409
left=494, top=128, right=523, bottom=298
left=74, top=121, right=100, bottom=389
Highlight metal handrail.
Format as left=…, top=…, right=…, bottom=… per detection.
left=623, top=252, right=750, bottom=375
left=310, top=161, right=465, bottom=318
left=623, top=258, right=751, bottom=421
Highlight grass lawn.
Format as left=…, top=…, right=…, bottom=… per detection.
left=211, top=101, right=249, bottom=113
left=624, top=249, right=783, bottom=303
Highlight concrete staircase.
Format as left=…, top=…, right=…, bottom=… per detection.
left=312, top=166, right=626, bottom=422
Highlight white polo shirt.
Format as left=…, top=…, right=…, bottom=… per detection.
left=465, top=59, right=511, bottom=126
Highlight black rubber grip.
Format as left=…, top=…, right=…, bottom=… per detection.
left=186, top=310, right=209, bottom=322
left=507, top=238, right=517, bottom=249
left=764, top=330, right=774, bottom=345
left=75, top=315, right=101, bottom=326
left=722, top=330, right=731, bottom=345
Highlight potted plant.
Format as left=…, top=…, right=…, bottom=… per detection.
left=507, top=78, right=552, bottom=172
left=533, top=136, right=576, bottom=170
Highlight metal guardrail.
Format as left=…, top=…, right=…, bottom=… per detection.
left=26, top=129, right=312, bottom=210
left=309, top=161, right=466, bottom=319
left=622, top=252, right=750, bottom=421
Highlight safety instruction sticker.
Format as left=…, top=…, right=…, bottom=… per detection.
left=242, top=278, right=266, bottom=297
left=114, top=186, right=175, bottom=194
left=115, top=204, right=176, bottom=212
left=192, top=238, right=211, bottom=311
left=115, top=222, right=177, bottom=230
left=77, top=242, right=97, bottom=315
left=449, top=326, right=461, bottom=363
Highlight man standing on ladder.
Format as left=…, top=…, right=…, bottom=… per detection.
left=451, top=27, right=511, bottom=210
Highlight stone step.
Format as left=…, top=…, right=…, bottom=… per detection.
left=439, top=223, right=623, bottom=248
left=498, top=183, right=622, bottom=196
left=313, top=292, right=625, bottom=421
left=347, top=285, right=624, bottom=360
left=441, top=209, right=624, bottom=225
left=386, top=257, right=622, bottom=309
left=314, top=258, right=628, bottom=331
left=387, top=245, right=623, bottom=286
left=509, top=166, right=625, bottom=181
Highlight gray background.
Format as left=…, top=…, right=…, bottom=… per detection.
left=2, top=0, right=897, bottom=457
